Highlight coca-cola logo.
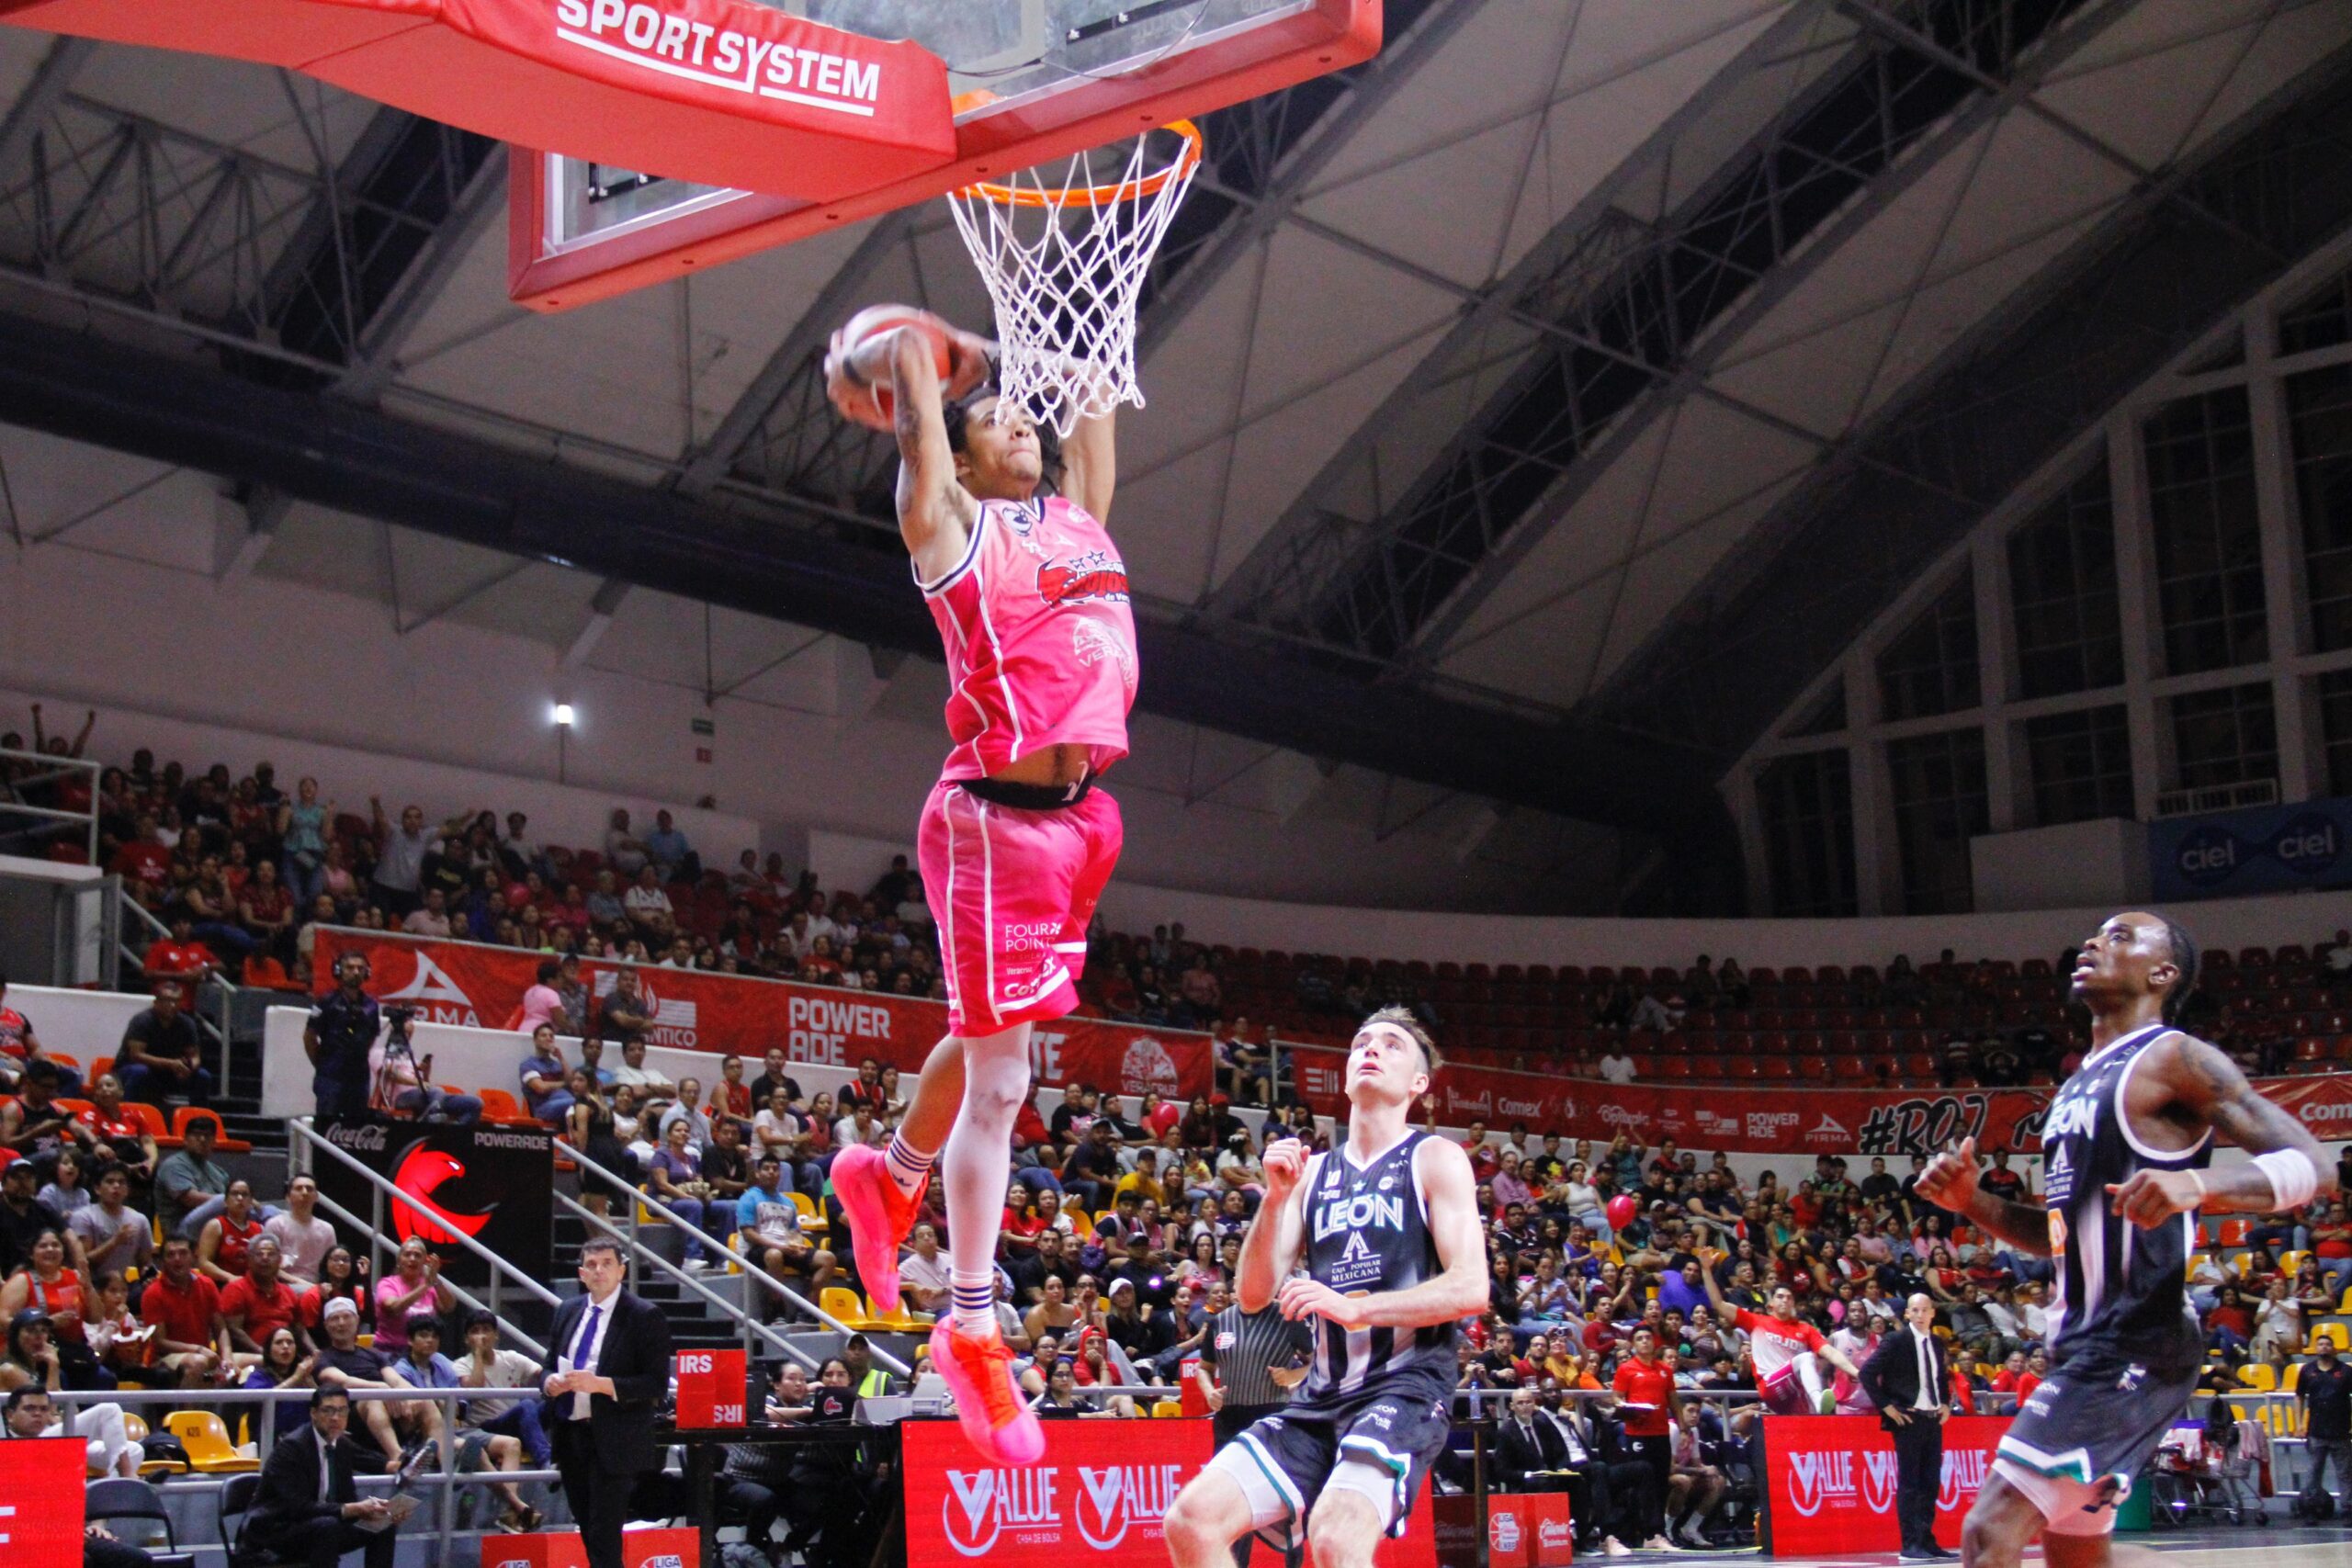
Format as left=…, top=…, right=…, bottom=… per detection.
left=329, top=1123, right=389, bottom=1153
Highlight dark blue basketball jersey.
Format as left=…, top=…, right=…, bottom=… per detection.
left=2039, top=1022, right=2208, bottom=1368
left=1298, top=1130, right=1455, bottom=1398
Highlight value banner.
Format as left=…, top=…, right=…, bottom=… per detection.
left=1761, top=1415, right=2006, bottom=1556
left=905, top=1416, right=1208, bottom=1563
left=1286, top=1046, right=2352, bottom=1156
left=311, top=928, right=1213, bottom=1100
left=314, top=1116, right=555, bottom=1286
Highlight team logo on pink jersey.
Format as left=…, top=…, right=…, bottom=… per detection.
left=1038, top=551, right=1130, bottom=606
left=1072, top=620, right=1136, bottom=687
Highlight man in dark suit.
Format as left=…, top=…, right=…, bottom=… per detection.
left=1859, top=1292, right=1955, bottom=1563
left=236, top=1386, right=397, bottom=1568
left=1499, top=1387, right=1575, bottom=1491
left=544, top=1235, right=673, bottom=1568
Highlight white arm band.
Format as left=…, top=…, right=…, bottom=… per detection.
left=2251, top=1147, right=2321, bottom=1211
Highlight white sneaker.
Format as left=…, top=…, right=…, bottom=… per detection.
left=1677, top=1521, right=1711, bottom=1548
left=1603, top=1538, right=1632, bottom=1558
left=1644, top=1536, right=1679, bottom=1552
left=685, top=1258, right=710, bottom=1272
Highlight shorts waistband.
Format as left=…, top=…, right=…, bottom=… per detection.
left=956, top=773, right=1094, bottom=810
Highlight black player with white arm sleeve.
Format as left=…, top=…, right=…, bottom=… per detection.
left=1164, top=1007, right=1488, bottom=1568
left=1917, top=910, right=2335, bottom=1568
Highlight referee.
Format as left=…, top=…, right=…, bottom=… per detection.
left=1196, top=1297, right=1310, bottom=1567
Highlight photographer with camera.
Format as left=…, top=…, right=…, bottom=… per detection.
left=369, top=1009, right=481, bottom=1124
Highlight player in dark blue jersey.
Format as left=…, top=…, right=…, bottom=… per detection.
left=1165, top=1009, right=1488, bottom=1568
left=1918, top=911, right=2335, bottom=1568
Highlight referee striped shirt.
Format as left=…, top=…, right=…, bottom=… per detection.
left=1203, top=1304, right=1311, bottom=1409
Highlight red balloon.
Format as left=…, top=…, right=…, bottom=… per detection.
left=1605, top=1194, right=1638, bottom=1231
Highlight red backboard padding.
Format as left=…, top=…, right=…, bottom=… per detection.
left=0, top=0, right=954, bottom=201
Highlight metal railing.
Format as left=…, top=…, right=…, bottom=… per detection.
left=118, top=888, right=242, bottom=1087
left=0, top=743, right=99, bottom=863
left=557, top=1143, right=911, bottom=1376
left=290, top=1117, right=559, bottom=1359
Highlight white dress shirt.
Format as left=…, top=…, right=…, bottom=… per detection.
left=560, top=1288, right=620, bottom=1420
left=1913, top=1331, right=1939, bottom=1412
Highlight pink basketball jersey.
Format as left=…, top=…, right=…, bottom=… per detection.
left=920, top=495, right=1137, bottom=781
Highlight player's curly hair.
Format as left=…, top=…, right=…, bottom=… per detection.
left=941, top=384, right=1063, bottom=494
left=1362, top=1005, right=1441, bottom=1077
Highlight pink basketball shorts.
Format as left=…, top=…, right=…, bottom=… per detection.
left=917, top=778, right=1124, bottom=1038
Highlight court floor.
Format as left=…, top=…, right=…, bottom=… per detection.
left=1709, top=1524, right=2352, bottom=1568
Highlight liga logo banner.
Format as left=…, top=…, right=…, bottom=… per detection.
left=0, top=1437, right=83, bottom=1567
left=312, top=928, right=1212, bottom=1098
left=1761, top=1416, right=2006, bottom=1556
left=1288, top=1043, right=2352, bottom=1156
left=904, top=1417, right=1210, bottom=1562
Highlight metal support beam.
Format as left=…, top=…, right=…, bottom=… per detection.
left=336, top=142, right=510, bottom=404
left=0, top=304, right=1739, bottom=892
left=1132, top=0, right=1491, bottom=362
left=0, top=37, right=95, bottom=174
left=565, top=578, right=631, bottom=667
left=1600, top=39, right=2352, bottom=761
left=673, top=209, right=915, bottom=497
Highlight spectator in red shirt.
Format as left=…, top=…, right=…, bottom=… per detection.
left=108, top=814, right=171, bottom=892
left=220, top=1235, right=307, bottom=1355
left=1463, top=1121, right=1500, bottom=1184
left=1610, top=1326, right=1679, bottom=1551
left=141, top=916, right=218, bottom=987
left=0, top=976, right=80, bottom=1095
left=141, top=1235, right=235, bottom=1388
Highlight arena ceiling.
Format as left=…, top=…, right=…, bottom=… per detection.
left=3, top=0, right=2352, bottom=907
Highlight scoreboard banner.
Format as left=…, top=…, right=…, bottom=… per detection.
left=1761, top=1415, right=2007, bottom=1556
left=312, top=927, right=1213, bottom=1100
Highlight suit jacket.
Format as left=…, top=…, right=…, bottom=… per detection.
left=243, top=1426, right=386, bottom=1549
left=1859, top=1325, right=1947, bottom=1433
left=547, top=1287, right=673, bottom=1472
left=1498, top=1415, right=1570, bottom=1484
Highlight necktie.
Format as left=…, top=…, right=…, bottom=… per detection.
left=318, top=1435, right=334, bottom=1502
left=574, top=1303, right=603, bottom=1370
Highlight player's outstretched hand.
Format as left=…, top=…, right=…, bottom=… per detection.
left=2107, top=1169, right=2202, bottom=1228
left=1277, top=1276, right=1363, bottom=1331
left=822, top=326, right=893, bottom=433
left=1915, top=1136, right=1979, bottom=1212
left=1261, top=1137, right=1307, bottom=1198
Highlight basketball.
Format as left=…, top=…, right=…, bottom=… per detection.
left=829, top=305, right=953, bottom=431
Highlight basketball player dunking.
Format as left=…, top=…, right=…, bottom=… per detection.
left=822, top=309, right=1135, bottom=1464
left=1165, top=1009, right=1488, bottom=1568
left=1917, top=911, right=2335, bottom=1568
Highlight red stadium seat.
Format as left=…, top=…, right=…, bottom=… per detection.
left=1660, top=1057, right=1691, bottom=1082
left=1795, top=1055, right=1831, bottom=1081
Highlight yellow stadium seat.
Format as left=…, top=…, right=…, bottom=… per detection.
left=2286, top=1362, right=2304, bottom=1394
left=788, top=1191, right=828, bottom=1233
left=2312, top=1324, right=2350, bottom=1353
left=866, top=1296, right=936, bottom=1332
left=2279, top=1251, right=2308, bottom=1277
left=2238, top=1364, right=2277, bottom=1392
left=1063, top=1209, right=1091, bottom=1233
left=1152, top=1400, right=1182, bottom=1418
left=2187, top=1252, right=2209, bottom=1280
left=164, top=1410, right=258, bottom=1473
left=120, top=1413, right=184, bottom=1478
left=820, top=1286, right=880, bottom=1332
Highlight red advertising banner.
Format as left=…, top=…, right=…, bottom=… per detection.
left=313, top=928, right=1212, bottom=1099
left=0, top=1437, right=83, bottom=1567
left=1486, top=1492, right=1573, bottom=1567
left=1761, top=1416, right=2007, bottom=1556
left=486, top=1527, right=699, bottom=1568
left=904, top=1416, right=1210, bottom=1563
left=1289, top=1043, right=2352, bottom=1156
left=674, top=1348, right=747, bottom=1428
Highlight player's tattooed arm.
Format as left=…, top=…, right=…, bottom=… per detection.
left=882, top=324, right=978, bottom=575
left=2107, top=1033, right=2339, bottom=1226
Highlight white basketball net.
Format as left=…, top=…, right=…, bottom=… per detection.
left=946, top=125, right=1201, bottom=437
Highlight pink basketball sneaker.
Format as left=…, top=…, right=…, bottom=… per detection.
left=830, top=1143, right=923, bottom=1314
left=931, top=1320, right=1045, bottom=1465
